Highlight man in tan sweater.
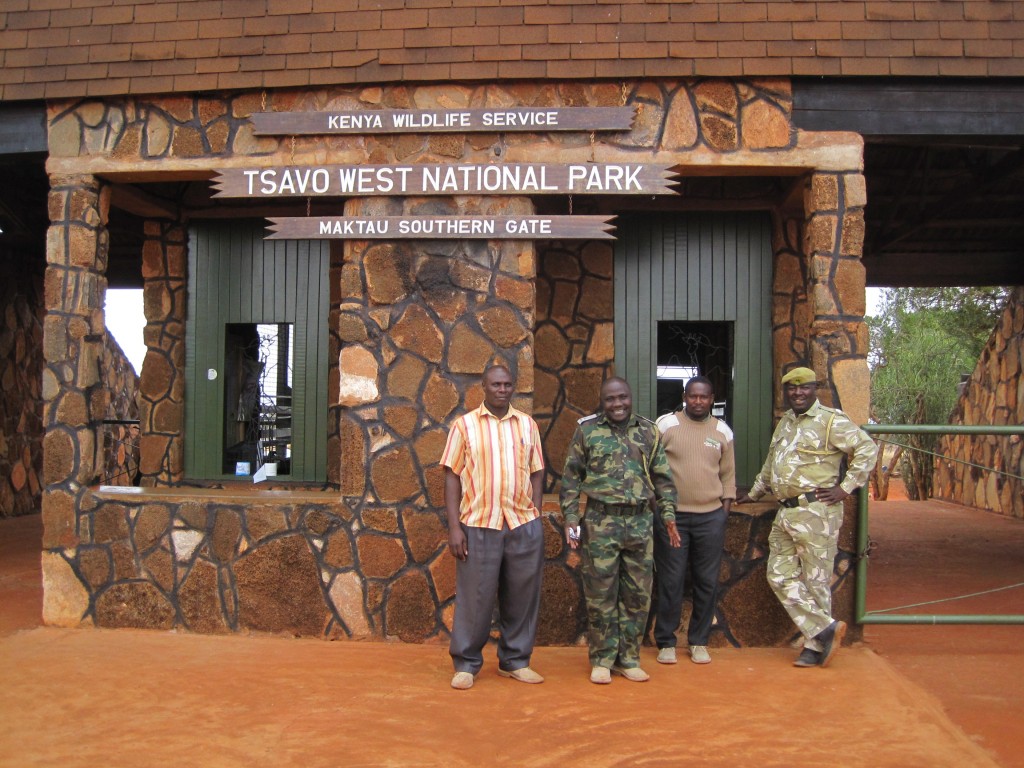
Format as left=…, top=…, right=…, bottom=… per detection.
left=653, top=376, right=736, bottom=664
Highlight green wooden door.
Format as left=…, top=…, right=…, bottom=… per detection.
left=186, top=221, right=330, bottom=481
left=614, top=212, right=773, bottom=483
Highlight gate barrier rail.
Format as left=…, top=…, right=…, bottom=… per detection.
left=856, top=423, right=1024, bottom=625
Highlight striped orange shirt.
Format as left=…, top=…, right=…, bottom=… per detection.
left=441, top=403, right=544, bottom=530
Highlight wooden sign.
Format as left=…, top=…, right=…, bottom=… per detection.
left=266, top=215, right=616, bottom=240
left=213, top=164, right=678, bottom=197
left=251, top=107, right=635, bottom=135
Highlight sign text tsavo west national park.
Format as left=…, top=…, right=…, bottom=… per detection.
left=213, top=164, right=677, bottom=198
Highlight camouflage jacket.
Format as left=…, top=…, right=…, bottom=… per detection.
left=748, top=399, right=878, bottom=502
left=559, top=412, right=678, bottom=526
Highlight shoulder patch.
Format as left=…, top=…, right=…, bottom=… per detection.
left=655, top=413, right=679, bottom=434
left=715, top=419, right=734, bottom=442
left=577, top=413, right=599, bottom=425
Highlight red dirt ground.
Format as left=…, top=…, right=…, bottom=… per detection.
left=1, top=496, right=1021, bottom=768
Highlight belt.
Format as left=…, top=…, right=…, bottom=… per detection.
left=780, top=491, right=819, bottom=508
left=590, top=500, right=648, bottom=515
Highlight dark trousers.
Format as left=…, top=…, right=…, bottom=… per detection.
left=449, top=518, right=544, bottom=675
left=653, top=507, right=728, bottom=648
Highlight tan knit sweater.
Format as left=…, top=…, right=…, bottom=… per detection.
left=655, top=410, right=737, bottom=513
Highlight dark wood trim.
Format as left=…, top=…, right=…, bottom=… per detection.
left=793, top=78, right=1024, bottom=136
left=0, top=103, right=46, bottom=155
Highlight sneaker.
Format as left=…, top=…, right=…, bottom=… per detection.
left=451, top=671, right=475, bottom=690
left=497, top=666, right=544, bottom=684
left=792, top=647, right=823, bottom=668
left=657, top=647, right=677, bottom=665
left=689, top=645, right=711, bottom=664
left=814, top=620, right=847, bottom=668
left=611, top=665, right=650, bottom=682
left=590, top=666, right=612, bottom=684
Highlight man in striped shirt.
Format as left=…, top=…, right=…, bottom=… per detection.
left=441, top=364, right=546, bottom=690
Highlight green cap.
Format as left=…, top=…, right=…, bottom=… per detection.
left=781, top=366, right=818, bottom=386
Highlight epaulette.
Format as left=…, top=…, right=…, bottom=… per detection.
left=636, top=414, right=656, bottom=425
left=577, top=413, right=599, bottom=425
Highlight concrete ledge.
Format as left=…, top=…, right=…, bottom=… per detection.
left=93, top=485, right=342, bottom=505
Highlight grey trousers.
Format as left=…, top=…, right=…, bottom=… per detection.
left=449, top=518, right=545, bottom=675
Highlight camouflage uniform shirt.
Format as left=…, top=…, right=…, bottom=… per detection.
left=560, top=412, right=678, bottom=526
left=748, top=399, right=877, bottom=502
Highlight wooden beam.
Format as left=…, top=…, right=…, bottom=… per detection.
left=794, top=80, right=1024, bottom=136
left=864, top=250, right=1024, bottom=287
left=109, top=184, right=181, bottom=220
left=0, top=104, right=46, bottom=155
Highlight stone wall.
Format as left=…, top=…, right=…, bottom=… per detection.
left=535, top=240, right=614, bottom=489
left=99, top=330, right=140, bottom=487
left=934, top=287, right=1024, bottom=519
left=41, top=78, right=869, bottom=643
left=0, top=250, right=45, bottom=518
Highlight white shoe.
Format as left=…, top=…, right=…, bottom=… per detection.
left=689, top=645, right=711, bottom=664
left=451, top=671, right=475, bottom=690
left=657, top=647, right=677, bottom=664
left=612, top=665, right=650, bottom=682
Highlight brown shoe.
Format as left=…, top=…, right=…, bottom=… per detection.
left=497, top=666, right=544, bottom=684
left=611, top=665, right=650, bottom=682
left=451, top=671, right=475, bottom=690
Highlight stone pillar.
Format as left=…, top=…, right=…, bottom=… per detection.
left=139, top=221, right=188, bottom=486
left=803, top=171, right=870, bottom=424
left=41, top=173, right=109, bottom=625
left=335, top=195, right=537, bottom=639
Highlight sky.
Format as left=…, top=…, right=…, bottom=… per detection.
left=104, top=288, right=147, bottom=374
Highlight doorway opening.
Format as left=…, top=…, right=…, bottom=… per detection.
left=222, top=322, right=294, bottom=477
left=656, top=321, right=733, bottom=422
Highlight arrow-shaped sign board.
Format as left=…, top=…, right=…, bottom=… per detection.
left=266, top=215, right=616, bottom=240
left=213, top=164, right=678, bottom=198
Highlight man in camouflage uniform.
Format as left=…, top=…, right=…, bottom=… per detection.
left=738, top=367, right=877, bottom=668
left=560, top=377, right=681, bottom=684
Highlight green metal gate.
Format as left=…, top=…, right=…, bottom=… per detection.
left=857, top=423, right=1024, bottom=625
left=613, top=212, right=774, bottom=482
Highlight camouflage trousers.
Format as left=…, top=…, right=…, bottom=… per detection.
left=767, top=501, right=843, bottom=648
left=580, top=509, right=654, bottom=669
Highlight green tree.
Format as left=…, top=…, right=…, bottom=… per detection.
left=868, top=287, right=1008, bottom=499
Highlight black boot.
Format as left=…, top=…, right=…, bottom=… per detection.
left=814, top=620, right=847, bottom=667
left=793, top=647, right=823, bottom=667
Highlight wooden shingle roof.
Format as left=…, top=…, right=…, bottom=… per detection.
left=2, top=1, right=1023, bottom=101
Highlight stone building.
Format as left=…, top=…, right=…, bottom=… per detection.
left=1, top=2, right=1022, bottom=645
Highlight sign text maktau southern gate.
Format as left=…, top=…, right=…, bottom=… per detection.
left=221, top=107, right=679, bottom=239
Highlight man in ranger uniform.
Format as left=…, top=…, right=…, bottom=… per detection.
left=561, top=377, right=681, bottom=684
left=737, top=367, right=877, bottom=668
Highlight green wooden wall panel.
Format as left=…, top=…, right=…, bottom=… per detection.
left=614, top=212, right=773, bottom=483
